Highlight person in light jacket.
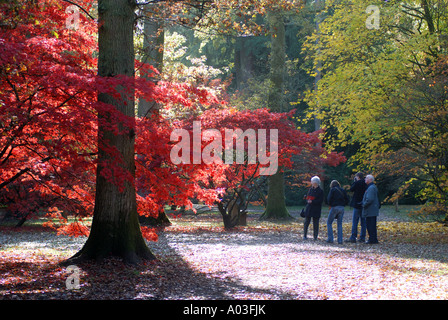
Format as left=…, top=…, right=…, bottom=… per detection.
left=362, top=174, right=380, bottom=244
left=303, top=176, right=324, bottom=240
left=327, top=180, right=349, bottom=244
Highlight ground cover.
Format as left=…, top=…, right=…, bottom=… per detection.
left=1, top=205, right=447, bottom=300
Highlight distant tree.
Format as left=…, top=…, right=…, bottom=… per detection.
left=303, top=0, right=448, bottom=219
left=261, top=9, right=291, bottom=220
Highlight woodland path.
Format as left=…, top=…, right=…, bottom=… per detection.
left=1, top=208, right=448, bottom=300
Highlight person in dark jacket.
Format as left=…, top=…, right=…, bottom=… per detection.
left=303, top=176, right=324, bottom=240
left=326, top=180, right=349, bottom=244
left=348, top=172, right=367, bottom=243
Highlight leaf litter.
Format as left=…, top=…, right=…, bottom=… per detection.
left=1, top=212, right=448, bottom=300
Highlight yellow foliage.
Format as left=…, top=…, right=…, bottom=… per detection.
left=377, top=221, right=448, bottom=244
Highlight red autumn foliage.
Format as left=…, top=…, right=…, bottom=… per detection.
left=0, top=1, right=98, bottom=228
left=0, top=1, right=345, bottom=240
left=134, top=106, right=345, bottom=221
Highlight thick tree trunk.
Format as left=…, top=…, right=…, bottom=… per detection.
left=261, top=170, right=292, bottom=220
left=138, top=8, right=164, bottom=118
left=137, top=10, right=170, bottom=226
left=261, top=11, right=292, bottom=221
left=64, top=0, right=155, bottom=265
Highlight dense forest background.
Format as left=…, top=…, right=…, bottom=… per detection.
left=157, top=15, right=318, bottom=206
left=154, top=0, right=447, bottom=213
left=2, top=0, right=447, bottom=238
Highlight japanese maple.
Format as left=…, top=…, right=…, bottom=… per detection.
left=0, top=0, right=98, bottom=228
left=134, top=106, right=345, bottom=229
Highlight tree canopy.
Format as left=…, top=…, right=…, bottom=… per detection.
left=303, top=0, right=448, bottom=219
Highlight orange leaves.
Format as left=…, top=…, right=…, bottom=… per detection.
left=377, top=221, right=448, bottom=245
left=56, top=221, right=90, bottom=238
left=140, top=226, right=159, bottom=242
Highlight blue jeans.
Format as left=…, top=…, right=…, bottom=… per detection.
left=349, top=208, right=366, bottom=241
left=327, top=206, right=344, bottom=244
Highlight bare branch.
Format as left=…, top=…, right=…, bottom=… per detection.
left=61, top=0, right=96, bottom=20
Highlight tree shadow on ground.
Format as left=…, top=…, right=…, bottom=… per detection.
left=2, top=216, right=448, bottom=300
left=0, top=232, right=301, bottom=300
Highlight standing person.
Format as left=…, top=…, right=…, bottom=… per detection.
left=362, top=174, right=380, bottom=244
left=303, top=176, right=324, bottom=240
left=348, top=172, right=367, bottom=243
left=326, top=180, right=349, bottom=244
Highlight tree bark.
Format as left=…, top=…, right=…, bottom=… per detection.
left=313, top=0, right=324, bottom=132
left=138, top=8, right=164, bottom=118
left=421, top=0, right=435, bottom=34
left=139, top=210, right=171, bottom=227
left=234, top=36, right=254, bottom=91
left=261, top=170, right=292, bottom=220
left=261, top=10, right=292, bottom=221
left=218, top=199, right=243, bottom=230
left=267, top=11, right=285, bottom=113
left=137, top=8, right=171, bottom=226
left=64, top=0, right=155, bottom=265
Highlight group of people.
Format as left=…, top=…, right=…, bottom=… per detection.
left=302, top=172, right=380, bottom=244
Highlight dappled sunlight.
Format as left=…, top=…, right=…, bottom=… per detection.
left=1, top=211, right=448, bottom=299
left=151, top=215, right=448, bottom=299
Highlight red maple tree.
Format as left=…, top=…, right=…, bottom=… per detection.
left=0, top=1, right=98, bottom=228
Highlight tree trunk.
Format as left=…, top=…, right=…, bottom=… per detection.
left=267, top=10, right=285, bottom=113
left=261, top=170, right=292, bottom=220
left=64, top=0, right=155, bottom=265
left=138, top=8, right=164, bottom=118
left=261, top=10, right=292, bottom=221
left=218, top=199, right=242, bottom=230
left=313, top=0, right=324, bottom=132
left=139, top=210, right=171, bottom=227
left=421, top=0, right=435, bottom=34
left=234, top=36, right=254, bottom=91
left=137, top=8, right=171, bottom=226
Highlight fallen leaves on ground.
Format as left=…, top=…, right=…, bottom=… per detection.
left=1, top=212, right=448, bottom=300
